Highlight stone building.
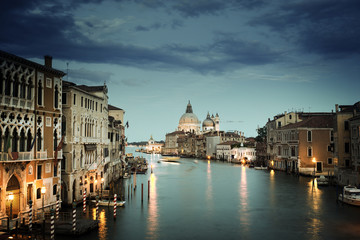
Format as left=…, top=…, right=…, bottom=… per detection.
left=61, top=81, right=110, bottom=204
left=0, top=51, right=65, bottom=219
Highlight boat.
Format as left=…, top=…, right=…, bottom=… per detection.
left=254, top=166, right=268, bottom=170
left=316, top=175, right=329, bottom=186
left=163, top=156, right=180, bottom=160
left=92, top=199, right=126, bottom=207
left=338, top=186, right=360, bottom=206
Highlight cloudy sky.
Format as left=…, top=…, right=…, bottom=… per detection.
left=1, top=0, right=360, bottom=141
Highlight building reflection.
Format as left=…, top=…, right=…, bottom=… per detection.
left=238, top=166, right=249, bottom=233
left=147, top=173, right=159, bottom=239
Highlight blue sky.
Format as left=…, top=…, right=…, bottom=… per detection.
left=1, top=0, right=360, bottom=141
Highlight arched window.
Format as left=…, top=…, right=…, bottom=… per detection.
left=20, top=76, right=26, bottom=98
left=37, top=80, right=42, bottom=105
left=37, top=129, right=42, bottom=151
left=61, top=116, right=66, bottom=136
left=12, top=129, right=18, bottom=152
left=26, top=131, right=32, bottom=151
left=61, top=156, right=66, bottom=170
left=27, top=82, right=32, bottom=100
left=54, top=85, right=59, bottom=109
left=4, top=72, right=11, bottom=96
left=20, top=128, right=26, bottom=152
left=13, top=74, right=19, bottom=97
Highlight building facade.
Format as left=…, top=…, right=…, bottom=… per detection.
left=0, top=51, right=65, bottom=220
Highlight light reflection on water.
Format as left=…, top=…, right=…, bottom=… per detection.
left=238, top=166, right=250, bottom=234
left=206, top=160, right=213, bottom=213
left=306, top=179, right=323, bottom=240
left=146, top=173, right=158, bottom=239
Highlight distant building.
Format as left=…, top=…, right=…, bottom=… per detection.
left=216, top=141, right=239, bottom=161
left=146, top=135, right=163, bottom=153
left=231, top=147, right=257, bottom=163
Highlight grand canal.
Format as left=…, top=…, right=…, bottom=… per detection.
left=61, top=147, right=360, bottom=240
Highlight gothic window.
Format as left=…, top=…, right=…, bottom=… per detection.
left=5, top=72, right=11, bottom=96
left=13, top=74, right=19, bottom=97
left=307, top=131, right=312, bottom=142
left=53, top=184, right=57, bottom=195
left=20, top=128, right=26, bottom=152
left=12, top=129, right=18, bottom=152
left=37, top=80, right=43, bottom=105
left=54, top=85, right=59, bottom=109
left=20, top=76, right=26, bottom=98
left=27, top=131, right=32, bottom=151
left=27, top=83, right=32, bottom=100
left=37, top=128, right=42, bottom=151
left=61, top=156, right=66, bottom=170
left=62, top=115, right=66, bottom=136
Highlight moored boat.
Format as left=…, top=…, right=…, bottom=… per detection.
left=316, top=175, right=329, bottom=186
left=254, top=166, right=267, bottom=170
left=91, top=199, right=126, bottom=207
left=338, top=185, right=360, bottom=206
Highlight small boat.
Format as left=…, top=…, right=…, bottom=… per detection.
left=316, top=175, right=329, bottom=186
left=163, top=156, right=180, bottom=160
left=92, top=199, right=126, bottom=207
left=338, top=186, right=360, bottom=206
left=254, top=166, right=268, bottom=170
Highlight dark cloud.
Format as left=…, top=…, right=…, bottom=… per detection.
left=134, top=22, right=164, bottom=32
left=67, top=68, right=113, bottom=85
left=250, top=0, right=360, bottom=58
left=0, top=0, right=280, bottom=75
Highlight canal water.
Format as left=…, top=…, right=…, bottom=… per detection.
left=60, top=147, right=360, bottom=240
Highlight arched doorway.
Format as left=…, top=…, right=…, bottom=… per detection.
left=6, top=175, right=20, bottom=219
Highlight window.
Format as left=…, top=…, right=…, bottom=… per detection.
left=73, top=94, right=76, bottom=105
left=345, top=142, right=350, bottom=153
left=96, top=102, right=98, bottom=111
left=328, top=158, right=333, bottom=164
left=46, top=117, right=51, bottom=127
left=81, top=96, right=83, bottom=107
left=36, top=188, right=41, bottom=199
left=28, top=165, right=33, bottom=175
left=62, top=93, right=67, bottom=105
left=307, top=131, right=312, bottom=142
left=289, top=115, right=292, bottom=120
left=37, top=80, right=43, bottom=105
left=37, top=165, right=42, bottom=179
left=54, top=85, right=59, bottom=108
left=278, top=122, right=281, bottom=128
left=85, top=98, right=87, bottom=108
left=53, top=184, right=57, bottom=195
left=54, top=164, right=58, bottom=177
left=307, top=147, right=312, bottom=157
left=330, top=131, right=334, bottom=142
left=344, top=121, right=349, bottom=131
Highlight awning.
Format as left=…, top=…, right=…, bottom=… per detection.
left=85, top=144, right=96, bottom=151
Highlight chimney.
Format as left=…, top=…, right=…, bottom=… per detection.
left=335, top=104, right=339, bottom=113
left=44, top=55, right=52, bottom=68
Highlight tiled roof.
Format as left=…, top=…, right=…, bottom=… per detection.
left=108, top=104, right=123, bottom=111
left=280, top=115, right=335, bottom=129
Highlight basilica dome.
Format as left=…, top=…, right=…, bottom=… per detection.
left=178, top=101, right=200, bottom=133
left=202, top=113, right=215, bottom=127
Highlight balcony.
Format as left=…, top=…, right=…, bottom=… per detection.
left=0, top=151, right=48, bottom=162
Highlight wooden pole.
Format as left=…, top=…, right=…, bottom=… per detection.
left=148, top=180, right=150, bottom=199
left=141, top=183, right=143, bottom=202
left=113, top=194, right=117, bottom=220
left=72, top=201, right=76, bottom=234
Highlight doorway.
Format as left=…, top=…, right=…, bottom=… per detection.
left=6, top=175, right=20, bottom=219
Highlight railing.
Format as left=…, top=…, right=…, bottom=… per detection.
left=0, top=151, right=48, bottom=162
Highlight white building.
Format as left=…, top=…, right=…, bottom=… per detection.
left=231, top=147, right=257, bottom=163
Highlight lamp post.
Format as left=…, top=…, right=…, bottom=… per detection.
left=312, top=158, right=316, bottom=177
left=8, top=192, right=14, bottom=219
left=41, top=186, right=46, bottom=218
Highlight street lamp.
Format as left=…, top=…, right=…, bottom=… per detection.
left=8, top=192, right=14, bottom=219
left=312, top=158, right=316, bottom=177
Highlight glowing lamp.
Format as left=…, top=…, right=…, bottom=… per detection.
left=8, top=192, right=14, bottom=201
left=41, top=186, right=46, bottom=194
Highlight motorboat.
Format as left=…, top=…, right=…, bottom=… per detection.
left=338, top=185, right=360, bottom=206
left=163, top=156, right=180, bottom=160
left=316, top=175, right=329, bottom=186
left=92, top=199, right=126, bottom=207
left=254, top=166, right=267, bottom=170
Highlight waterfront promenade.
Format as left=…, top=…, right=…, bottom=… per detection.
left=54, top=147, right=360, bottom=240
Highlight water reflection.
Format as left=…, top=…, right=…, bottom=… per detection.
left=147, top=173, right=159, bottom=239
left=238, top=166, right=249, bottom=233
left=206, top=159, right=213, bottom=213
left=306, top=179, right=323, bottom=239
left=91, top=207, right=107, bottom=240
left=269, top=169, right=276, bottom=208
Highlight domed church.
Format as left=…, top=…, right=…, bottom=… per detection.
left=178, top=101, right=201, bottom=134
left=178, top=101, right=220, bottom=134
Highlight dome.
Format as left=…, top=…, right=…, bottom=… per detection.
left=202, top=113, right=215, bottom=127
left=178, top=101, right=200, bottom=133
left=179, top=113, right=200, bottom=124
